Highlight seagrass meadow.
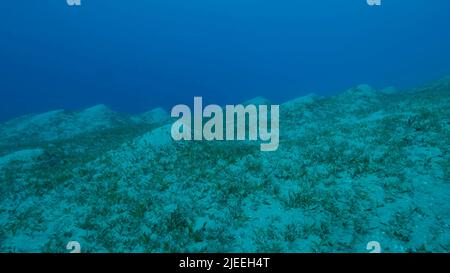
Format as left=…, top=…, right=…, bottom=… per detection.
left=0, top=77, right=449, bottom=253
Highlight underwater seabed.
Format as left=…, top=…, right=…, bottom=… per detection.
left=0, top=77, right=449, bottom=253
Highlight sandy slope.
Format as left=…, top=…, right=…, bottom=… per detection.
left=0, top=78, right=448, bottom=253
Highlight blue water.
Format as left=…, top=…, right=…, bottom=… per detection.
left=1, top=0, right=449, bottom=122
